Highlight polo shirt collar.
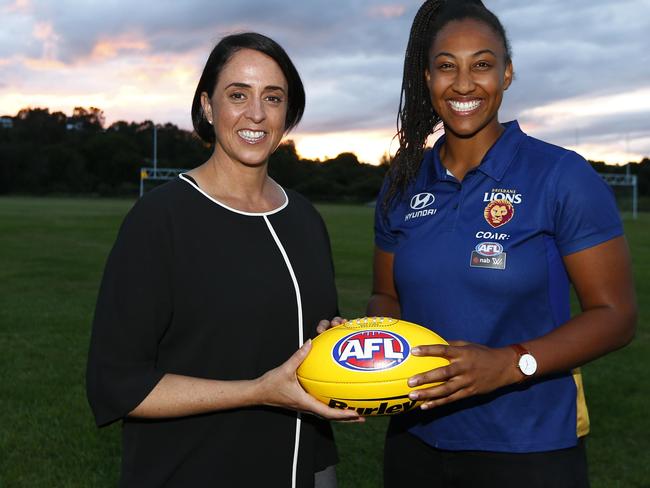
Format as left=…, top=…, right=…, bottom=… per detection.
left=426, top=120, right=525, bottom=183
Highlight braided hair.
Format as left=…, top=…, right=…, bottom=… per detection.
left=382, top=0, right=512, bottom=213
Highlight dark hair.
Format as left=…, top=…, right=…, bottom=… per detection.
left=383, top=0, right=512, bottom=212
left=191, top=32, right=305, bottom=144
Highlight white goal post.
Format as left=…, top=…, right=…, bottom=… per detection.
left=139, top=167, right=187, bottom=197
left=598, top=173, right=638, bottom=219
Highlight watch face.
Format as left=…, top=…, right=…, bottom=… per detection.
left=518, top=353, right=537, bottom=376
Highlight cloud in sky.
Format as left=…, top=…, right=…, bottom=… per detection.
left=1, top=0, right=649, bottom=164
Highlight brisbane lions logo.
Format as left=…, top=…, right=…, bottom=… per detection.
left=484, top=199, right=514, bottom=228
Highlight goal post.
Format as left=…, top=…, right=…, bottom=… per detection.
left=139, top=167, right=188, bottom=197
left=599, top=173, right=638, bottom=220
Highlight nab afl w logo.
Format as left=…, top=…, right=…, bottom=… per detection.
left=333, top=330, right=409, bottom=371
left=410, top=192, right=435, bottom=210
left=475, top=242, right=503, bottom=257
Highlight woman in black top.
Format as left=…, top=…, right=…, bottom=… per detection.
left=86, top=32, right=359, bottom=488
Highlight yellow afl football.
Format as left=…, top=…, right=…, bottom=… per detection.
left=297, top=317, right=449, bottom=416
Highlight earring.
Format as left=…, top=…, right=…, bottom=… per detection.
left=208, top=119, right=213, bottom=125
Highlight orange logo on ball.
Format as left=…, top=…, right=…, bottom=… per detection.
left=484, top=199, right=514, bottom=228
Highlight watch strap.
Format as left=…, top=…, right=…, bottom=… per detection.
left=510, top=343, right=529, bottom=357
left=510, top=343, right=535, bottom=380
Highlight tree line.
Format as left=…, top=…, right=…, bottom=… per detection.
left=0, top=107, right=387, bottom=202
left=1, top=107, right=648, bottom=204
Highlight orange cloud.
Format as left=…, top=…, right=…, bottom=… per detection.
left=91, top=35, right=149, bottom=60
left=23, top=57, right=66, bottom=70
left=4, top=0, right=30, bottom=13
left=566, top=141, right=648, bottom=165
left=112, top=51, right=200, bottom=94
left=521, top=88, right=650, bottom=123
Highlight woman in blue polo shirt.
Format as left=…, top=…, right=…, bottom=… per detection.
left=371, top=1, right=637, bottom=486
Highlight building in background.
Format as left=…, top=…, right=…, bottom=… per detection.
left=0, top=116, right=14, bottom=129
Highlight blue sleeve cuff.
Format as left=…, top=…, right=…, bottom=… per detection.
left=557, top=225, right=624, bottom=256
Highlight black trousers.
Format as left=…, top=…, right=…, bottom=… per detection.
left=384, top=426, right=590, bottom=488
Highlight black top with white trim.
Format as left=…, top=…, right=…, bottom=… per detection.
left=86, top=175, right=338, bottom=487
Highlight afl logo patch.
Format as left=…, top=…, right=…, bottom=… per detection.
left=410, top=192, right=435, bottom=210
left=484, top=199, right=514, bottom=228
left=475, top=242, right=503, bottom=257
left=333, top=330, right=409, bottom=372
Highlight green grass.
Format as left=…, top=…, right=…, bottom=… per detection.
left=0, top=197, right=648, bottom=487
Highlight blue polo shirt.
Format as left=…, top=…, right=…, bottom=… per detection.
left=375, top=121, right=623, bottom=452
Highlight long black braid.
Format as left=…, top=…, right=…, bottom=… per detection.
left=382, top=0, right=512, bottom=215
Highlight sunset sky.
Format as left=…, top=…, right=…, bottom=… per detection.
left=1, top=0, right=649, bottom=165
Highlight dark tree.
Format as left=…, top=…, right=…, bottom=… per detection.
left=0, top=107, right=644, bottom=205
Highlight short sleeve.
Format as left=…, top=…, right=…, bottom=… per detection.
left=374, top=177, right=399, bottom=252
left=86, top=196, right=172, bottom=427
left=552, top=151, right=623, bottom=256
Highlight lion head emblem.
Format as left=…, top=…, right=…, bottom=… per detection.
left=484, top=199, right=514, bottom=228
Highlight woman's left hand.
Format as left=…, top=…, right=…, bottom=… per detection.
left=406, top=341, right=518, bottom=409
left=316, top=316, right=347, bottom=334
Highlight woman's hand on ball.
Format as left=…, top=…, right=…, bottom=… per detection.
left=316, top=316, right=347, bottom=334
left=406, top=341, right=516, bottom=409
left=256, top=340, right=362, bottom=421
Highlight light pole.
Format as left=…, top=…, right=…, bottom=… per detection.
left=153, top=124, right=158, bottom=173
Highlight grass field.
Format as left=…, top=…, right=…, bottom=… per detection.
left=0, top=196, right=648, bottom=487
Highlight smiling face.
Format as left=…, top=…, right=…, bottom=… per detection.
left=201, top=48, right=288, bottom=167
left=425, top=18, right=513, bottom=140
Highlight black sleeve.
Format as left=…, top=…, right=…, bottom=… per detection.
left=86, top=196, right=173, bottom=427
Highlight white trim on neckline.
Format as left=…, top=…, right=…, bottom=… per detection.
left=179, top=173, right=289, bottom=216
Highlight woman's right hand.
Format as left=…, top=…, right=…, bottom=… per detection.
left=256, top=340, right=363, bottom=421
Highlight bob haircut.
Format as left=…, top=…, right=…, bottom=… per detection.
left=191, top=32, right=305, bottom=145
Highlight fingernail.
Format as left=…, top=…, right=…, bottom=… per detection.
left=409, top=392, right=418, bottom=400
left=412, top=347, right=420, bottom=354
left=420, top=403, right=429, bottom=410
left=408, top=378, right=417, bottom=387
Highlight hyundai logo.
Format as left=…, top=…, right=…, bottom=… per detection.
left=410, top=192, right=435, bottom=210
